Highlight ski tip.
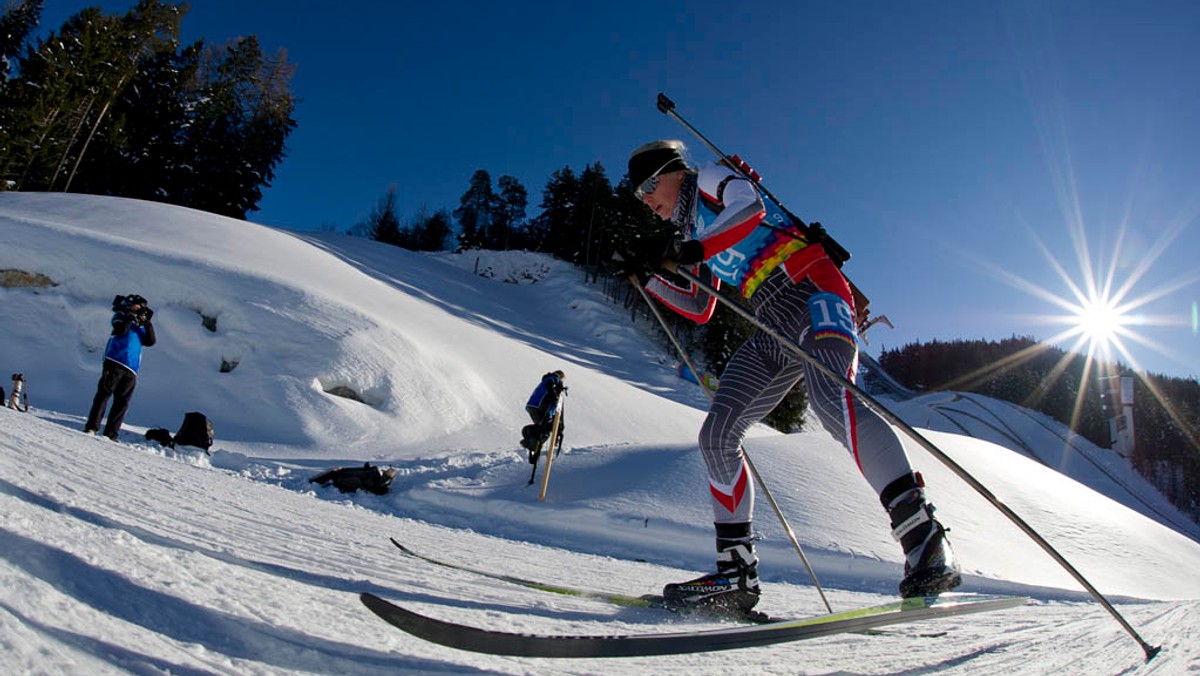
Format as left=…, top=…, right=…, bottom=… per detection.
left=388, top=537, right=414, bottom=555
left=360, top=592, right=400, bottom=619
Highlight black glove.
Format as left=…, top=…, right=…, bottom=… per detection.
left=139, top=307, right=154, bottom=323
left=612, top=249, right=654, bottom=285
left=614, top=235, right=706, bottom=284
left=612, top=233, right=674, bottom=283
left=664, top=238, right=705, bottom=266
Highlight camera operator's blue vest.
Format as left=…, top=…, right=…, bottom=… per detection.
left=104, top=314, right=151, bottom=373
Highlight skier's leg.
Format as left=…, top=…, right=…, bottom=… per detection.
left=798, top=282, right=961, bottom=596
left=667, top=287, right=806, bottom=613
left=698, top=330, right=804, bottom=524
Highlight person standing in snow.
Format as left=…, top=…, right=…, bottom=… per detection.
left=616, top=140, right=960, bottom=615
left=84, top=294, right=156, bottom=440
left=7, top=373, right=29, bottom=411
left=520, top=370, right=566, bottom=461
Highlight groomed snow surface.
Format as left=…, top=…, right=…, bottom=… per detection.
left=1, top=193, right=1197, bottom=674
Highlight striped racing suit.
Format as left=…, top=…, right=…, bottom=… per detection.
left=644, top=162, right=915, bottom=525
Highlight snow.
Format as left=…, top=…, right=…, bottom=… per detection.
left=1, top=192, right=1198, bottom=674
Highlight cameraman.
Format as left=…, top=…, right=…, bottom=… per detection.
left=84, top=294, right=156, bottom=441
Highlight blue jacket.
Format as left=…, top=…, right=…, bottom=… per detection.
left=104, top=312, right=156, bottom=374
left=525, top=373, right=563, bottom=421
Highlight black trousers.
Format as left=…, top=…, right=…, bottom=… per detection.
left=85, top=359, right=138, bottom=438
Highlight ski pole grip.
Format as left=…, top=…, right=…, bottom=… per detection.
left=656, top=93, right=676, bottom=115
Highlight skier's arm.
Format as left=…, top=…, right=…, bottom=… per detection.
left=646, top=265, right=718, bottom=324
left=693, top=168, right=766, bottom=257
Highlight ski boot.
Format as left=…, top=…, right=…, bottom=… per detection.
left=663, top=522, right=761, bottom=617
left=882, top=472, right=962, bottom=597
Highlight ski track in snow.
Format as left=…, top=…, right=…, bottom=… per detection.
left=2, top=417, right=1196, bottom=674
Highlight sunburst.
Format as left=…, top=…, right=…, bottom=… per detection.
left=942, top=6, right=1200, bottom=454
left=1075, top=296, right=1126, bottom=349
left=946, top=216, right=1198, bottom=451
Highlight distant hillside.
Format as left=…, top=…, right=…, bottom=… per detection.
left=879, top=337, right=1200, bottom=524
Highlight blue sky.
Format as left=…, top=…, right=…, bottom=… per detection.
left=36, top=1, right=1200, bottom=380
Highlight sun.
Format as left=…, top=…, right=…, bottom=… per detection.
left=940, top=207, right=1200, bottom=449
left=1073, top=295, right=1128, bottom=355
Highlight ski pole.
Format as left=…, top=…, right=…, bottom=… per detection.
left=630, top=276, right=834, bottom=614
left=656, top=92, right=851, bottom=266
left=538, top=391, right=566, bottom=501
left=668, top=265, right=1161, bottom=661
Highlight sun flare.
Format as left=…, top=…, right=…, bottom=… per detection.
left=947, top=203, right=1199, bottom=447
left=1074, top=296, right=1127, bottom=352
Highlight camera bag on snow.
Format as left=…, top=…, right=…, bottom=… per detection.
left=145, top=412, right=213, bottom=451
left=310, top=462, right=397, bottom=495
left=173, top=411, right=214, bottom=450
left=145, top=427, right=175, bottom=447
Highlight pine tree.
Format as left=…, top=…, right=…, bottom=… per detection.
left=494, top=175, right=527, bottom=250
left=364, top=186, right=403, bottom=246
left=71, top=39, right=195, bottom=200
left=576, top=163, right=618, bottom=267
left=454, top=169, right=497, bottom=249
left=530, top=167, right=579, bottom=257
left=174, top=36, right=296, bottom=218
left=0, top=1, right=294, bottom=216
left=415, top=209, right=453, bottom=251
left=0, top=0, right=41, bottom=85
left=0, top=1, right=183, bottom=192
left=0, top=0, right=44, bottom=188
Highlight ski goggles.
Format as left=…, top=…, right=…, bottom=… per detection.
left=634, top=159, right=677, bottom=200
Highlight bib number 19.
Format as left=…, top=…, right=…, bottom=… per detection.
left=808, top=292, right=856, bottom=342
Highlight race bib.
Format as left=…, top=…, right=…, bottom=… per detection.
left=808, top=292, right=856, bottom=344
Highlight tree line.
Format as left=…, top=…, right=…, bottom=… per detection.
left=0, top=0, right=296, bottom=219
left=353, top=163, right=662, bottom=260
left=879, top=337, right=1200, bottom=523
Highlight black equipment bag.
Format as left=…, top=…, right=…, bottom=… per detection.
left=174, top=411, right=214, bottom=450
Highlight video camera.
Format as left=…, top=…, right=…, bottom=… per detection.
left=112, top=294, right=153, bottom=324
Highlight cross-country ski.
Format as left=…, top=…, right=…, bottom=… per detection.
left=359, top=591, right=1028, bottom=658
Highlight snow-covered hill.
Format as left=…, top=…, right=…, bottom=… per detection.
left=2, top=193, right=1198, bottom=674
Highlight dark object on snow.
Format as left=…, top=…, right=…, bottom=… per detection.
left=310, top=462, right=397, bottom=495
left=145, top=427, right=174, bottom=447
left=174, top=411, right=214, bottom=450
